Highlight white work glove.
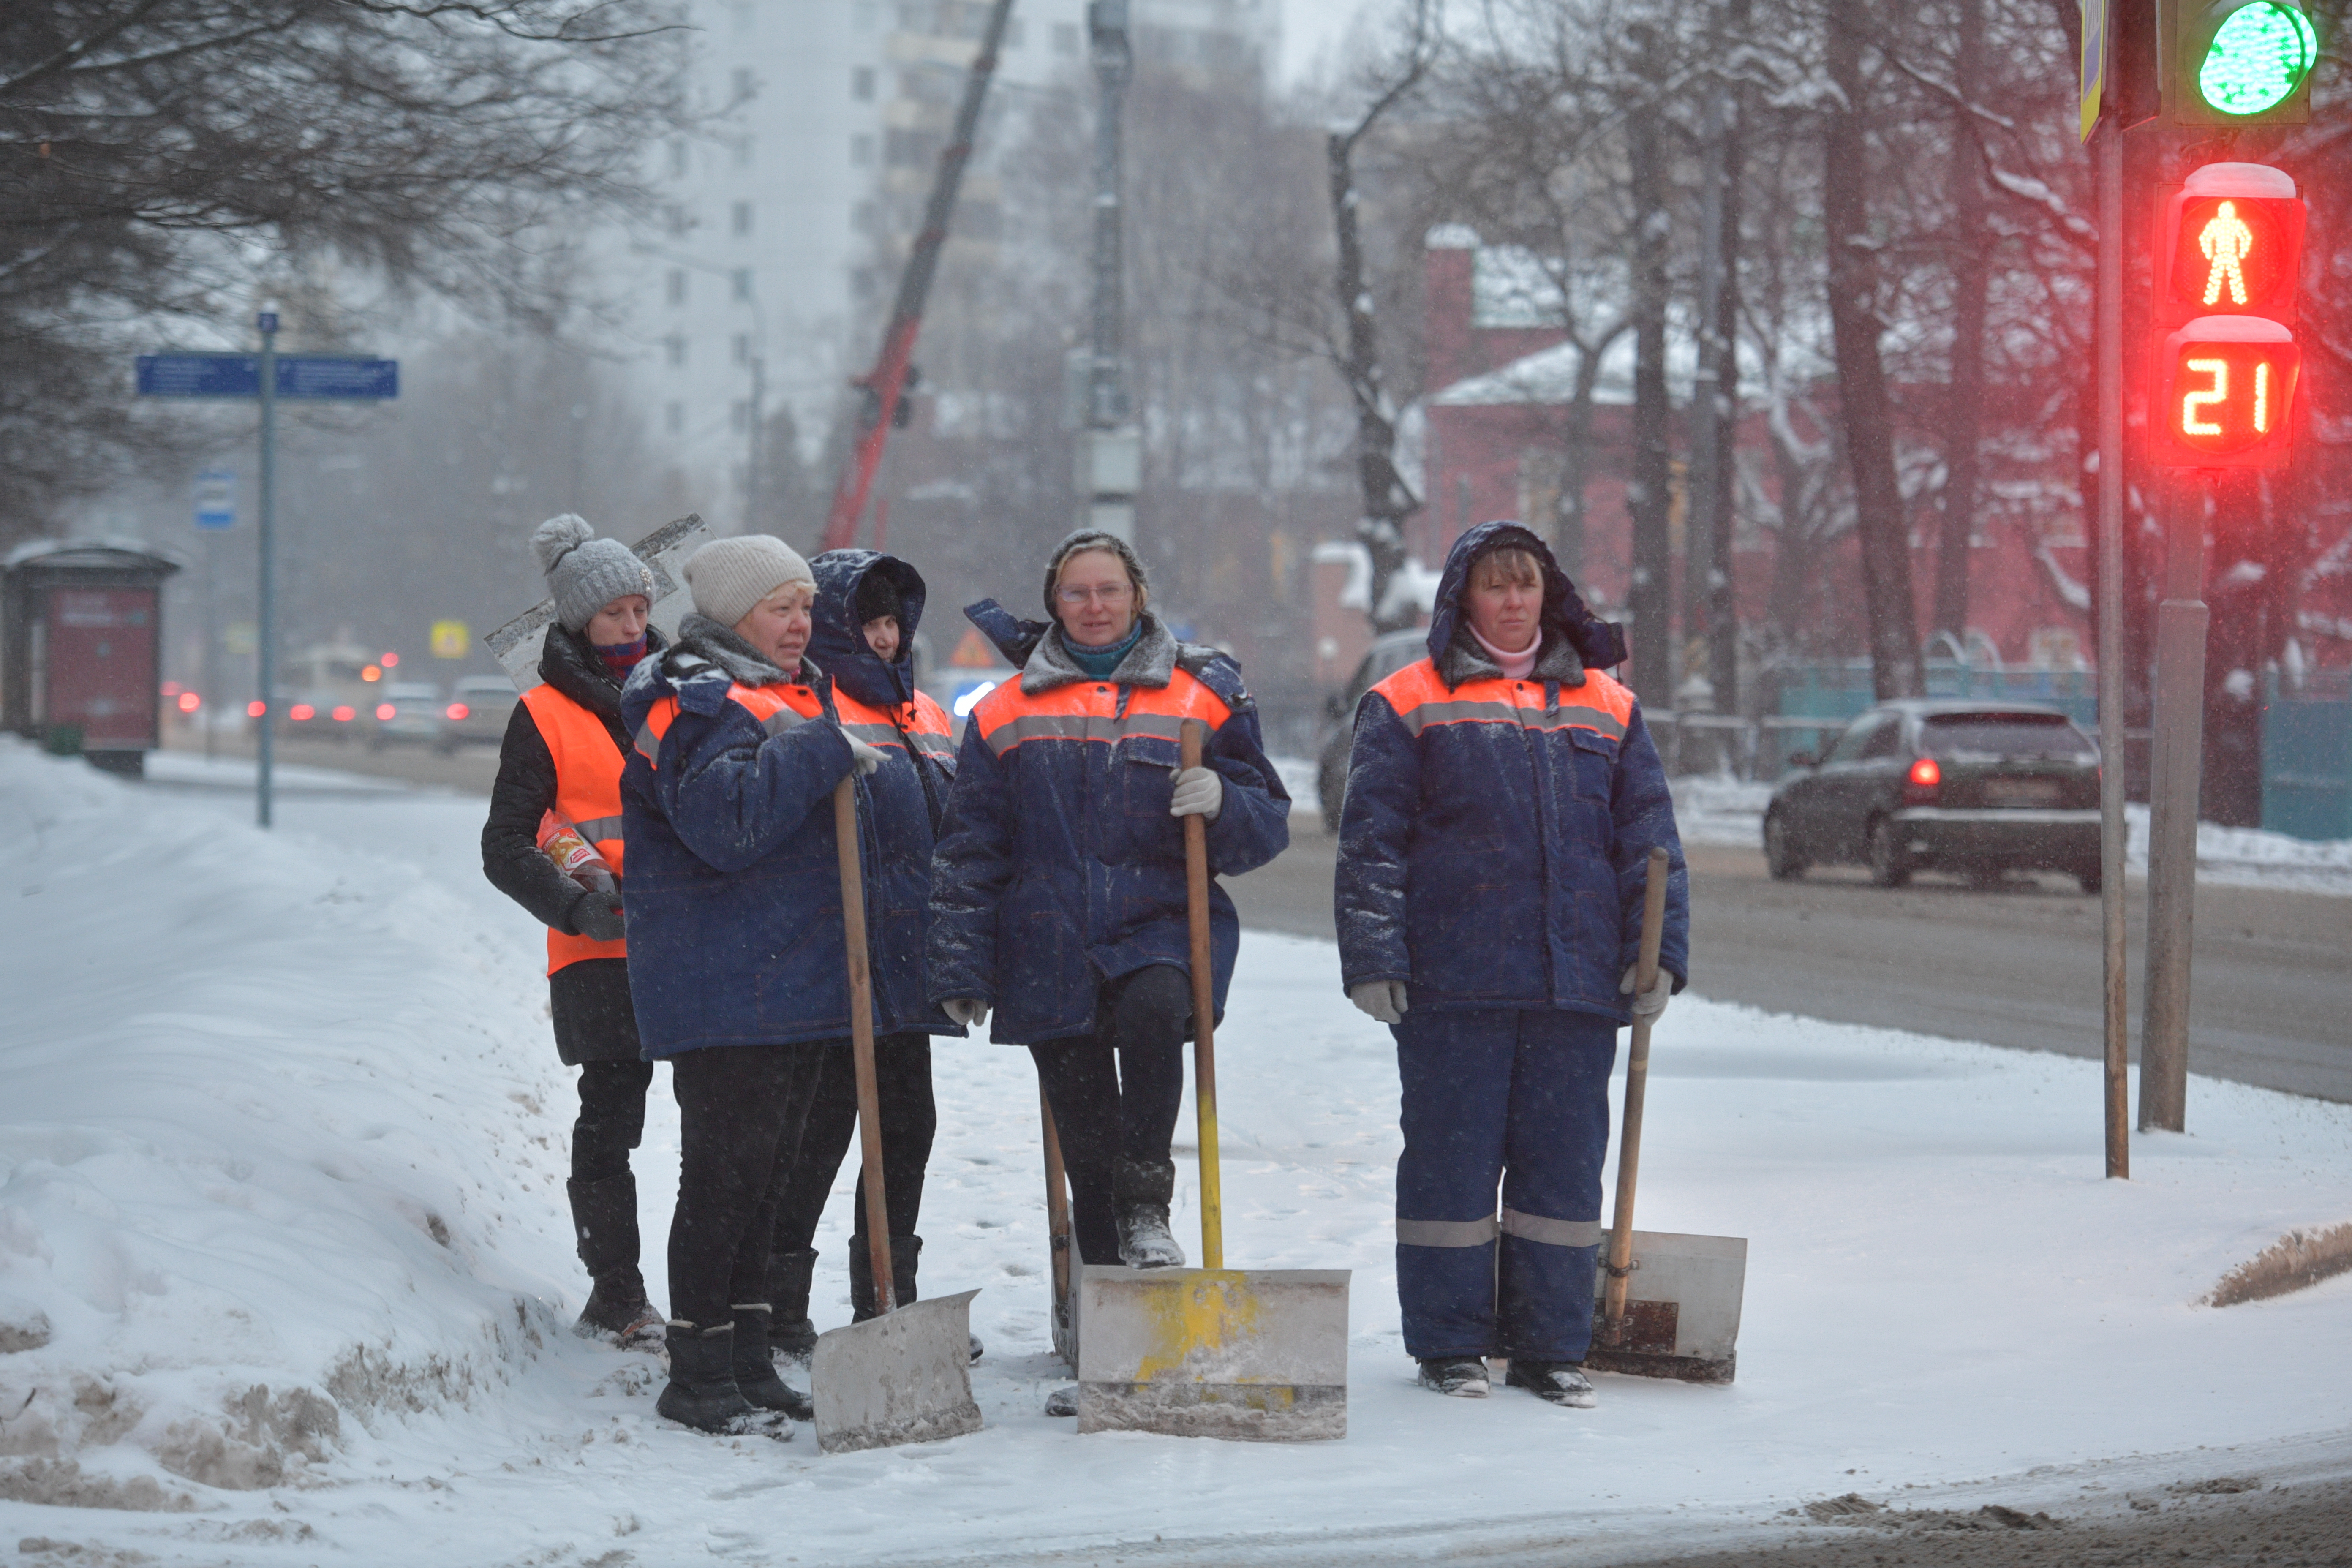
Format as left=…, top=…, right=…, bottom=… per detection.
left=1348, top=980, right=1409, bottom=1025
left=1169, top=765, right=1223, bottom=821
left=847, top=735, right=887, bottom=777
left=942, top=998, right=989, bottom=1029
left=1619, top=964, right=1672, bottom=1020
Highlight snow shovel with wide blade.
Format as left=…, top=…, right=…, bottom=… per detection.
left=810, top=775, right=984, bottom=1454
left=1075, top=719, right=1350, bottom=1441
left=1582, top=845, right=1747, bottom=1386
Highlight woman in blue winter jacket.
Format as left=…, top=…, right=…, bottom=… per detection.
left=928, top=531, right=1290, bottom=1329
left=617, top=534, right=899, bottom=1435
left=1334, top=520, right=1689, bottom=1410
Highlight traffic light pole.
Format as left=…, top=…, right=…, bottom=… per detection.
left=2140, top=471, right=2207, bottom=1133
left=2095, top=118, right=2129, bottom=1179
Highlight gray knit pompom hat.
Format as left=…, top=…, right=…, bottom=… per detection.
left=531, top=514, right=656, bottom=634
left=683, top=534, right=815, bottom=629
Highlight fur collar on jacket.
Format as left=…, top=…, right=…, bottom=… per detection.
left=1436, top=624, right=1588, bottom=690
left=661, top=612, right=819, bottom=689
left=1021, top=611, right=1186, bottom=694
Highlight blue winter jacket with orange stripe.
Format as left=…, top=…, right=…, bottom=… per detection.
left=1335, top=521, right=1688, bottom=1022
left=617, top=601, right=955, bottom=1058
left=927, top=604, right=1291, bottom=1045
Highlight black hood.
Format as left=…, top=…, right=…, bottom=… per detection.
left=811, top=548, right=925, bottom=709
left=1428, top=520, right=1627, bottom=682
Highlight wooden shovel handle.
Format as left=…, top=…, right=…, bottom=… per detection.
left=1180, top=719, right=1223, bottom=1270
left=835, top=775, right=896, bottom=1315
left=1040, top=1087, right=1072, bottom=1311
left=1603, top=846, right=1671, bottom=1341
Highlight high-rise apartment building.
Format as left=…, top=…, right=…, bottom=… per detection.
left=612, top=0, right=1279, bottom=529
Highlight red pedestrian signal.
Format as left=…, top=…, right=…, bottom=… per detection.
left=2155, top=319, right=2300, bottom=466
left=2157, top=163, right=2304, bottom=326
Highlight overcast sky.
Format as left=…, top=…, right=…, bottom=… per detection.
left=1279, top=0, right=1376, bottom=85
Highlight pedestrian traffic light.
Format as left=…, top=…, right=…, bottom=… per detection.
left=2162, top=0, right=2317, bottom=124
left=2154, top=318, right=2300, bottom=466
left=2156, top=163, right=2305, bottom=328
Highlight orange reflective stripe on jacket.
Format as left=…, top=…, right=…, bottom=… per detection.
left=521, top=683, right=631, bottom=977
left=631, top=679, right=823, bottom=768
left=1369, top=659, right=1634, bottom=743
left=834, top=688, right=955, bottom=760
left=970, top=670, right=1232, bottom=758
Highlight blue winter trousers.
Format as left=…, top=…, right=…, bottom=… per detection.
left=1394, top=1007, right=1617, bottom=1363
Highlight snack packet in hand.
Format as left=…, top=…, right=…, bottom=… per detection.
left=537, top=810, right=617, bottom=894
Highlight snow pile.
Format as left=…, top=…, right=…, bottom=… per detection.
left=3, top=739, right=2350, bottom=1564
left=1669, top=773, right=1774, bottom=847
left=0, top=740, right=577, bottom=1511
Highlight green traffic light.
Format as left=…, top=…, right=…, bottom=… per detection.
left=2198, top=2, right=2318, bottom=115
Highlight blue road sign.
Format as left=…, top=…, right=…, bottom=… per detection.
left=195, top=470, right=235, bottom=530
left=136, top=354, right=398, bottom=400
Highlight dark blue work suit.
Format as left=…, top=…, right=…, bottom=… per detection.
left=1335, top=521, right=1689, bottom=1364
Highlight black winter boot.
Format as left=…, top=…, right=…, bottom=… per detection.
left=1114, top=1157, right=1184, bottom=1269
left=730, top=1305, right=814, bottom=1420
left=655, top=1322, right=758, bottom=1433
left=569, top=1175, right=662, bottom=1345
left=848, top=1233, right=922, bottom=1321
left=765, top=1248, right=819, bottom=1361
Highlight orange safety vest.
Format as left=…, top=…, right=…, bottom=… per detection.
left=630, top=677, right=827, bottom=768
left=968, top=668, right=1233, bottom=758
left=521, top=683, right=632, bottom=977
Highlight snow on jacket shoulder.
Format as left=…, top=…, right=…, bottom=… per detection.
left=617, top=614, right=868, bottom=1057
left=1334, top=520, right=1688, bottom=1023
left=927, top=605, right=1290, bottom=1045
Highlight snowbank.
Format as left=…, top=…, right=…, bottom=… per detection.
left=4, top=738, right=2349, bottom=1565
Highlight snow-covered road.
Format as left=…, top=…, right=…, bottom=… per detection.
left=3, top=741, right=2349, bottom=1566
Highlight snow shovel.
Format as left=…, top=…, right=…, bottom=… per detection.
left=810, top=775, right=985, bottom=1454
left=1074, top=719, right=1350, bottom=1441
left=1040, top=1089, right=1077, bottom=1369
left=1584, top=845, right=1747, bottom=1386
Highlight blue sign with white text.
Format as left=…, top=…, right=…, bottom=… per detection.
left=195, top=470, right=235, bottom=530
left=136, top=354, right=399, bottom=400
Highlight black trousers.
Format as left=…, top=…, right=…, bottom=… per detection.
left=1030, top=965, right=1190, bottom=1266
left=572, top=1059, right=655, bottom=1182
left=667, top=1043, right=826, bottom=1328
left=769, top=1034, right=936, bottom=1258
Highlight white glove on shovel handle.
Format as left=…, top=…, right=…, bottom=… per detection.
left=942, top=998, right=988, bottom=1029
left=1620, top=963, right=1671, bottom=1019
left=1169, top=765, right=1222, bottom=820
left=847, top=735, right=888, bottom=776
left=1349, top=980, right=1409, bottom=1025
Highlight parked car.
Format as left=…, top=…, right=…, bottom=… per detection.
left=1762, top=700, right=2102, bottom=892
left=368, top=682, right=445, bottom=751
left=1313, top=629, right=1430, bottom=829
left=438, top=675, right=519, bottom=753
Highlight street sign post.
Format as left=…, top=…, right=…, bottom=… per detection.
left=136, top=324, right=397, bottom=827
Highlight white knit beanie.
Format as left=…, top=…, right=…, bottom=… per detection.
left=531, top=514, right=656, bottom=634
left=684, top=534, right=815, bottom=629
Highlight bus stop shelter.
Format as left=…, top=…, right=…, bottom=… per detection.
left=3, top=540, right=182, bottom=776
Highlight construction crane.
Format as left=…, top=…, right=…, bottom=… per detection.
left=819, top=0, right=1016, bottom=552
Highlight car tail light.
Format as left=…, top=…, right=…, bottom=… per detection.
left=177, top=691, right=201, bottom=713
left=332, top=705, right=356, bottom=722
left=376, top=703, right=397, bottom=721
left=289, top=703, right=315, bottom=721
left=446, top=702, right=470, bottom=721
left=248, top=700, right=267, bottom=718
left=1905, top=756, right=1941, bottom=803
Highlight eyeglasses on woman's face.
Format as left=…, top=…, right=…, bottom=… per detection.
left=1055, top=583, right=1134, bottom=608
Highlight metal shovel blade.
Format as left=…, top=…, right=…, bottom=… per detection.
left=810, top=1289, right=984, bottom=1454
left=1075, top=1265, right=1349, bottom=1441
left=1583, top=1230, right=1747, bottom=1385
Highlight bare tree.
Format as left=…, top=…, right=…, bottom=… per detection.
left=0, top=0, right=688, bottom=540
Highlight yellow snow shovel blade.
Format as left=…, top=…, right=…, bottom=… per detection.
left=1075, top=720, right=1351, bottom=1442
left=1583, top=847, right=1748, bottom=1386
left=810, top=777, right=984, bottom=1454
